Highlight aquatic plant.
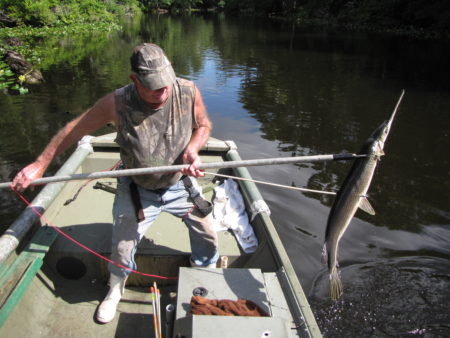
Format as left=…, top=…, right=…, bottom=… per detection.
left=0, top=61, right=28, bottom=94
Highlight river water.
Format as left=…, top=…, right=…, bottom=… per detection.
left=1, top=13, right=449, bottom=337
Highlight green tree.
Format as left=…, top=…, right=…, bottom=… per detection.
left=0, top=0, right=141, bottom=26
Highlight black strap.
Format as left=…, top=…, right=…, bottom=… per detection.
left=182, top=176, right=212, bottom=217
left=129, top=181, right=145, bottom=222
left=129, top=178, right=212, bottom=221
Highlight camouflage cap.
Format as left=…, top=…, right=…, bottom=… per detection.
left=130, top=43, right=176, bottom=90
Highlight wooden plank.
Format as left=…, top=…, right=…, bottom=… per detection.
left=0, top=227, right=58, bottom=327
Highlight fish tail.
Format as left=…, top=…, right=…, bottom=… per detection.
left=329, top=266, right=343, bottom=301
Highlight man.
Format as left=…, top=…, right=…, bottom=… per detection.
left=12, top=43, right=219, bottom=323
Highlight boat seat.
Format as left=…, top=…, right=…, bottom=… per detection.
left=172, top=267, right=296, bottom=338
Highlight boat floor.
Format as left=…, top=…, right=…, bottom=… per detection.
left=2, top=266, right=172, bottom=338
left=40, top=150, right=245, bottom=286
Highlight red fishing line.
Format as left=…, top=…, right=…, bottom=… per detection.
left=10, top=184, right=178, bottom=280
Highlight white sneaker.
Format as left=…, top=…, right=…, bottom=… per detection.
left=96, top=274, right=127, bottom=323
left=97, top=298, right=120, bottom=324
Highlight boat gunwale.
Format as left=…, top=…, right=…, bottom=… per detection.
left=225, top=149, right=321, bottom=338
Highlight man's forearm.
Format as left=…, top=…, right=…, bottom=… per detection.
left=35, top=93, right=116, bottom=170
left=36, top=118, right=85, bottom=169
left=186, top=125, right=211, bottom=154
left=12, top=93, right=116, bottom=191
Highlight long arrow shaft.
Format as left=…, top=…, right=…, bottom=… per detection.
left=1, top=153, right=365, bottom=189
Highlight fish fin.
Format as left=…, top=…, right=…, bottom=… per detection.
left=359, top=197, right=376, bottom=215
left=321, top=244, right=328, bottom=265
left=329, top=267, right=343, bottom=301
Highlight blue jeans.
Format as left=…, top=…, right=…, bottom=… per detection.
left=109, top=176, right=219, bottom=277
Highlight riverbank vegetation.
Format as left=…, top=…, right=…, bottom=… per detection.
left=0, top=0, right=140, bottom=93
left=0, top=0, right=140, bottom=26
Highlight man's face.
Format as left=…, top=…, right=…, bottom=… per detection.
left=131, top=74, right=171, bottom=106
left=142, top=85, right=171, bottom=105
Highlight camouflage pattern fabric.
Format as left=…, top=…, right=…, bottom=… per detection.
left=114, top=78, right=197, bottom=190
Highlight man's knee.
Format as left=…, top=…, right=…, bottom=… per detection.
left=111, top=238, right=136, bottom=265
left=186, top=214, right=218, bottom=246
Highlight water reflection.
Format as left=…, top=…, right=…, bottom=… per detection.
left=210, top=15, right=449, bottom=232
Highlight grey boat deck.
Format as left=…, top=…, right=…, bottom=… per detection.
left=0, top=135, right=321, bottom=338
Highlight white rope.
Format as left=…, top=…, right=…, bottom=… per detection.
left=203, top=171, right=336, bottom=196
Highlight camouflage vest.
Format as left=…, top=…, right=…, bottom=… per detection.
left=114, top=78, right=197, bottom=190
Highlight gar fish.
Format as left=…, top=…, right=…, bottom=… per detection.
left=322, top=90, right=405, bottom=300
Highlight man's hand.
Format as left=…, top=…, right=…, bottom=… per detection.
left=12, top=161, right=46, bottom=192
left=181, top=150, right=205, bottom=177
